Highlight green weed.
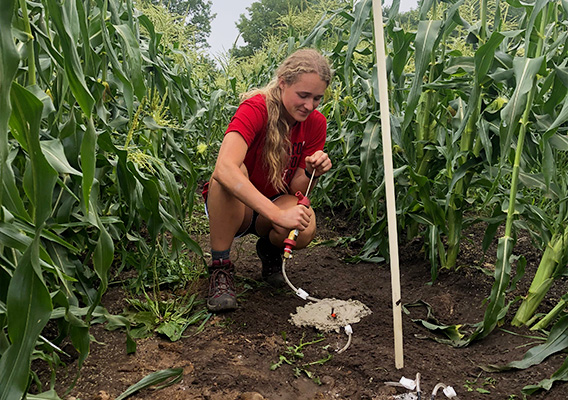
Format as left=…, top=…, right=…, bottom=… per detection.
left=123, top=291, right=211, bottom=341
left=270, top=333, right=332, bottom=385
left=464, top=374, right=496, bottom=394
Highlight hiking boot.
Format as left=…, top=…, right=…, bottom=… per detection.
left=207, top=260, right=237, bottom=312
left=256, top=237, right=285, bottom=288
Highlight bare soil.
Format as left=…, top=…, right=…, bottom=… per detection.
left=39, top=211, right=568, bottom=400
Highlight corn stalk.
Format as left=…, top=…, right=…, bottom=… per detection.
left=463, top=0, right=552, bottom=342
left=401, top=0, right=495, bottom=276
left=513, top=226, right=568, bottom=327
left=0, top=0, right=212, bottom=397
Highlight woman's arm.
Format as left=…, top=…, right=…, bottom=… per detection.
left=212, top=132, right=312, bottom=231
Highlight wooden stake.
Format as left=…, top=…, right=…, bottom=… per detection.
left=371, top=0, right=404, bottom=369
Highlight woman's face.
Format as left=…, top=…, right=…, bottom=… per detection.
left=279, top=72, right=327, bottom=124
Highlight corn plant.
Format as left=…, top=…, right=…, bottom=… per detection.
left=0, top=0, right=220, bottom=397
left=300, top=0, right=501, bottom=270
left=470, top=0, right=568, bottom=342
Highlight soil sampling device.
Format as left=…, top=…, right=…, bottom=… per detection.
left=281, top=0, right=404, bottom=365
left=281, top=172, right=372, bottom=354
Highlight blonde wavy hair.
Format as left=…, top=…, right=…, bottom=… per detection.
left=242, top=48, right=332, bottom=193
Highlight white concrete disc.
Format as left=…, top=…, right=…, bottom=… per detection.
left=289, top=297, right=372, bottom=333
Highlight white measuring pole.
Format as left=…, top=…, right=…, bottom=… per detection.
left=371, top=0, right=404, bottom=369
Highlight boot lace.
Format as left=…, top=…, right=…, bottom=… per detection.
left=209, top=268, right=235, bottom=298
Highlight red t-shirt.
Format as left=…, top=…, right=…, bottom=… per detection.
left=225, top=94, right=327, bottom=198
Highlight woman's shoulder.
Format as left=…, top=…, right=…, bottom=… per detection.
left=240, top=93, right=267, bottom=110
left=233, top=94, right=267, bottom=122
left=226, top=93, right=268, bottom=140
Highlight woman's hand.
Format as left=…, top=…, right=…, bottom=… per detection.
left=272, top=205, right=313, bottom=233
left=305, top=150, right=332, bottom=177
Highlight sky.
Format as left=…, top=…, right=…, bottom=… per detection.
left=207, top=0, right=419, bottom=58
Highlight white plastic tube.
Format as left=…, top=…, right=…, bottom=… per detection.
left=281, top=258, right=320, bottom=302
left=336, top=325, right=353, bottom=354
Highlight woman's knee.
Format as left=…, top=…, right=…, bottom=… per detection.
left=207, top=178, right=252, bottom=234
left=265, top=208, right=316, bottom=249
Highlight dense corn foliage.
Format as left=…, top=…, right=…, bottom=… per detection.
left=0, top=0, right=230, bottom=397
left=2, top=0, right=568, bottom=397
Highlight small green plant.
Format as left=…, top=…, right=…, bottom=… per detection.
left=464, top=374, right=496, bottom=394
left=216, top=316, right=237, bottom=329
left=270, top=332, right=332, bottom=385
left=188, top=201, right=210, bottom=237
left=123, top=291, right=211, bottom=341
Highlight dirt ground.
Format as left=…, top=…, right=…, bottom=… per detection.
left=39, top=211, right=568, bottom=400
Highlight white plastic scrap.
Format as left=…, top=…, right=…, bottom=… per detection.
left=443, top=386, right=457, bottom=398
left=386, top=375, right=457, bottom=399
left=399, top=376, right=416, bottom=391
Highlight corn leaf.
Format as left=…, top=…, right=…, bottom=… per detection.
left=469, top=236, right=515, bottom=343
left=402, top=19, right=442, bottom=132
left=486, top=315, right=568, bottom=372
left=549, top=132, right=568, bottom=150
left=115, top=368, right=183, bottom=400
left=524, top=0, right=549, bottom=51
left=0, top=0, right=20, bottom=227
left=360, top=120, right=381, bottom=207
left=0, top=222, right=35, bottom=255
left=2, top=155, right=30, bottom=220
left=11, top=83, right=58, bottom=225
left=499, top=57, right=544, bottom=163
left=546, top=96, right=568, bottom=134
left=0, top=238, right=52, bottom=400
left=0, top=0, right=19, bottom=150
left=455, top=32, right=504, bottom=138
left=344, top=0, right=373, bottom=92
left=522, top=355, right=568, bottom=395
left=67, top=310, right=90, bottom=371
left=100, top=6, right=134, bottom=116
left=403, top=300, right=468, bottom=346
left=81, top=117, right=96, bottom=212
left=301, top=14, right=335, bottom=48
left=25, top=389, right=63, bottom=400
left=114, top=23, right=146, bottom=101
left=45, top=0, right=95, bottom=117
left=40, top=139, right=82, bottom=176
left=159, top=204, right=202, bottom=256
left=388, top=26, right=413, bottom=83
left=92, top=212, right=114, bottom=297
left=418, top=0, right=435, bottom=20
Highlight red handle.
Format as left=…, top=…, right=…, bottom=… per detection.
left=295, top=191, right=311, bottom=208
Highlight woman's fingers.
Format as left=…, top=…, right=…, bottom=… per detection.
left=306, top=151, right=332, bottom=176
left=276, top=205, right=312, bottom=231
